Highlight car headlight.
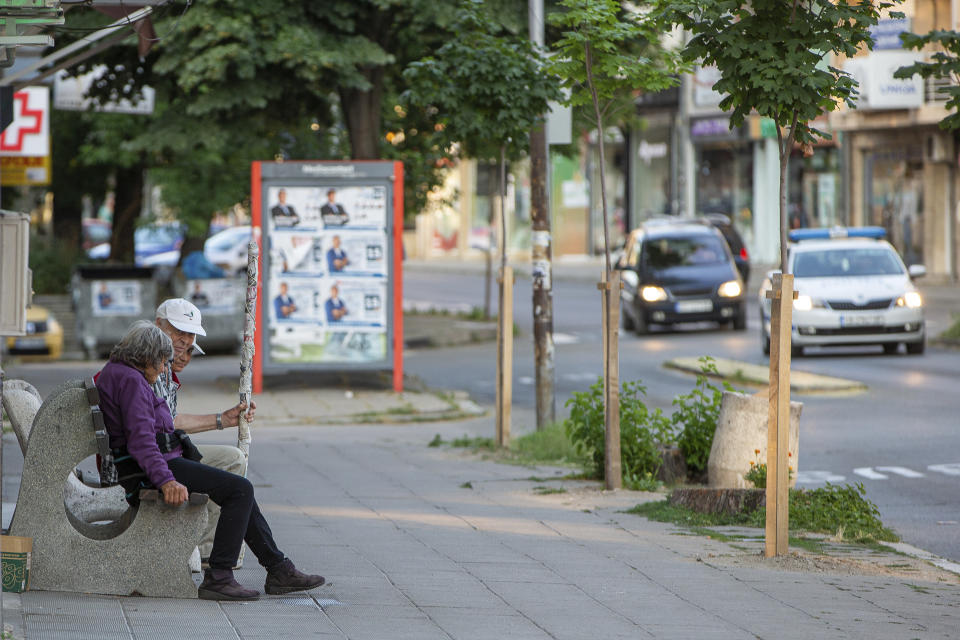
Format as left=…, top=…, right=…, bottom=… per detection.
left=897, top=291, right=923, bottom=308
left=641, top=285, right=668, bottom=302
left=793, top=295, right=815, bottom=312
left=718, top=280, right=742, bottom=298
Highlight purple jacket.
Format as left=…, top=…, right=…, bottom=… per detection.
left=96, top=360, right=181, bottom=488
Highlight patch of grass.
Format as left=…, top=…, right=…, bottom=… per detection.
left=428, top=434, right=443, bottom=447
left=510, top=422, right=588, bottom=467
left=629, top=483, right=898, bottom=546
left=385, top=404, right=416, bottom=415
left=626, top=500, right=756, bottom=527
left=904, top=583, right=931, bottom=594
left=460, top=481, right=473, bottom=489
left=939, top=314, right=960, bottom=340
left=451, top=435, right=496, bottom=450
left=533, top=485, right=567, bottom=495
left=623, top=472, right=662, bottom=492
left=789, top=536, right=826, bottom=553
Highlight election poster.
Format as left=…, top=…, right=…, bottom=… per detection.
left=91, top=280, right=142, bottom=316
left=185, top=278, right=243, bottom=316
left=253, top=160, right=403, bottom=389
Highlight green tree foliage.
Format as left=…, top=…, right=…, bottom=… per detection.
left=895, top=30, right=960, bottom=130
left=657, top=0, right=900, bottom=267
left=403, top=0, right=561, bottom=164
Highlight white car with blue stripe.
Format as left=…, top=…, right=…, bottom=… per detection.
left=759, top=227, right=926, bottom=356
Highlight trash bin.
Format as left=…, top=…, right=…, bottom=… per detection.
left=175, top=276, right=245, bottom=352
left=72, top=265, right=157, bottom=360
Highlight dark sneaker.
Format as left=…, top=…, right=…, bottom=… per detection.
left=198, top=568, right=260, bottom=601
left=264, top=558, right=326, bottom=595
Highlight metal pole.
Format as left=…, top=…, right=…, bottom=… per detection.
left=529, top=0, right=555, bottom=429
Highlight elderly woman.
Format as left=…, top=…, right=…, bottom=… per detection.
left=95, top=321, right=324, bottom=601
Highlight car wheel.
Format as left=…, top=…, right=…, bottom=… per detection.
left=761, top=313, right=770, bottom=355
left=882, top=343, right=899, bottom=355
left=732, top=304, right=747, bottom=331
left=791, top=343, right=803, bottom=358
left=621, top=302, right=635, bottom=331
left=906, top=340, right=925, bottom=355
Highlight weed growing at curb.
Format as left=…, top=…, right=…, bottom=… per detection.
left=533, top=486, right=567, bottom=495
left=429, top=423, right=589, bottom=470
left=460, top=481, right=473, bottom=489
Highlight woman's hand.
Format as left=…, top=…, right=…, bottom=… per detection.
left=222, top=400, right=257, bottom=428
left=159, top=480, right=188, bottom=506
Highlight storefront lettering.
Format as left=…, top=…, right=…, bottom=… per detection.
left=637, top=140, right=668, bottom=165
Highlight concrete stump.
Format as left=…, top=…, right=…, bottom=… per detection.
left=708, top=391, right=802, bottom=489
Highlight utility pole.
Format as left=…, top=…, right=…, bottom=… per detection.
left=529, top=0, right=555, bottom=429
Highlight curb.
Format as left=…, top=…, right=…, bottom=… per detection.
left=664, top=356, right=868, bottom=395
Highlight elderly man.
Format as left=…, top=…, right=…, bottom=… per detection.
left=154, top=298, right=252, bottom=567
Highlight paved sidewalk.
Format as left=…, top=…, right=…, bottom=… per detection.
left=4, top=378, right=960, bottom=638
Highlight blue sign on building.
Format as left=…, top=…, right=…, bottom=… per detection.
left=870, top=18, right=911, bottom=50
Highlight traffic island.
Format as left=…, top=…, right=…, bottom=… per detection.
left=664, top=356, right=867, bottom=394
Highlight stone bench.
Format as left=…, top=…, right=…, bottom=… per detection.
left=5, top=378, right=209, bottom=598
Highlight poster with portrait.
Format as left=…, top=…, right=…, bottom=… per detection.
left=185, top=278, right=243, bottom=315
left=91, top=280, right=141, bottom=316
left=265, top=185, right=387, bottom=232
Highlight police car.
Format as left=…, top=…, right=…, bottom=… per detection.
left=759, top=227, right=926, bottom=356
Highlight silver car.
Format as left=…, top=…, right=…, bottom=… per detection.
left=759, top=227, right=926, bottom=356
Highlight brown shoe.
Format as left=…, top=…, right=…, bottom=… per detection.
left=198, top=568, right=260, bottom=601
left=264, top=558, right=326, bottom=595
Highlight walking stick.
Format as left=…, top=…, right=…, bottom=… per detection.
left=237, top=238, right=259, bottom=459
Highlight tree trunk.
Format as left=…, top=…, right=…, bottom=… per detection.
left=530, top=123, right=555, bottom=429
left=110, top=165, right=143, bottom=264
left=338, top=68, right=385, bottom=160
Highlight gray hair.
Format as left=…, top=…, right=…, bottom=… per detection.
left=109, top=320, right=173, bottom=370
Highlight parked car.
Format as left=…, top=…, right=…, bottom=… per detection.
left=702, top=213, right=750, bottom=283
left=5, top=305, right=63, bottom=359
left=87, top=222, right=185, bottom=267
left=204, top=225, right=252, bottom=275
left=758, top=226, right=926, bottom=356
left=617, top=219, right=747, bottom=334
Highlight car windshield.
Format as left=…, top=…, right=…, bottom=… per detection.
left=207, top=229, right=248, bottom=251
left=136, top=225, right=182, bottom=245
left=793, top=247, right=905, bottom=277
left=645, top=235, right=727, bottom=268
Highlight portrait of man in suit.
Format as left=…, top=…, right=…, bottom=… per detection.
left=324, top=284, right=348, bottom=323
left=274, top=282, right=297, bottom=319
left=326, top=235, right=350, bottom=273
left=320, top=188, right=349, bottom=227
left=271, top=188, right=300, bottom=227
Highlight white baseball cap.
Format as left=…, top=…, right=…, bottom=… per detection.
left=156, top=298, right=207, bottom=338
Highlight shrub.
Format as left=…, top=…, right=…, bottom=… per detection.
left=29, top=233, right=78, bottom=294
left=672, top=357, right=732, bottom=475
left=564, top=377, right=673, bottom=482
left=784, top=483, right=898, bottom=542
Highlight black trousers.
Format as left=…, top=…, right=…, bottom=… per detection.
left=165, top=457, right=286, bottom=571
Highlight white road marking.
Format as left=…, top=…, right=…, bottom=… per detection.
left=929, top=463, right=960, bottom=476
left=875, top=466, right=925, bottom=478
left=795, top=471, right=846, bottom=484
left=854, top=467, right=888, bottom=480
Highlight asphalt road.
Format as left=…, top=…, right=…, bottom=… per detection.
left=403, top=266, right=960, bottom=565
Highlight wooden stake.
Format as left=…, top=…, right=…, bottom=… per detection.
left=765, top=273, right=795, bottom=557
left=599, top=272, right=622, bottom=490
left=496, top=266, right=514, bottom=448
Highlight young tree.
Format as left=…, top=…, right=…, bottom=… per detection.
left=657, top=0, right=900, bottom=269
left=657, top=0, right=899, bottom=555
left=548, top=0, right=679, bottom=488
